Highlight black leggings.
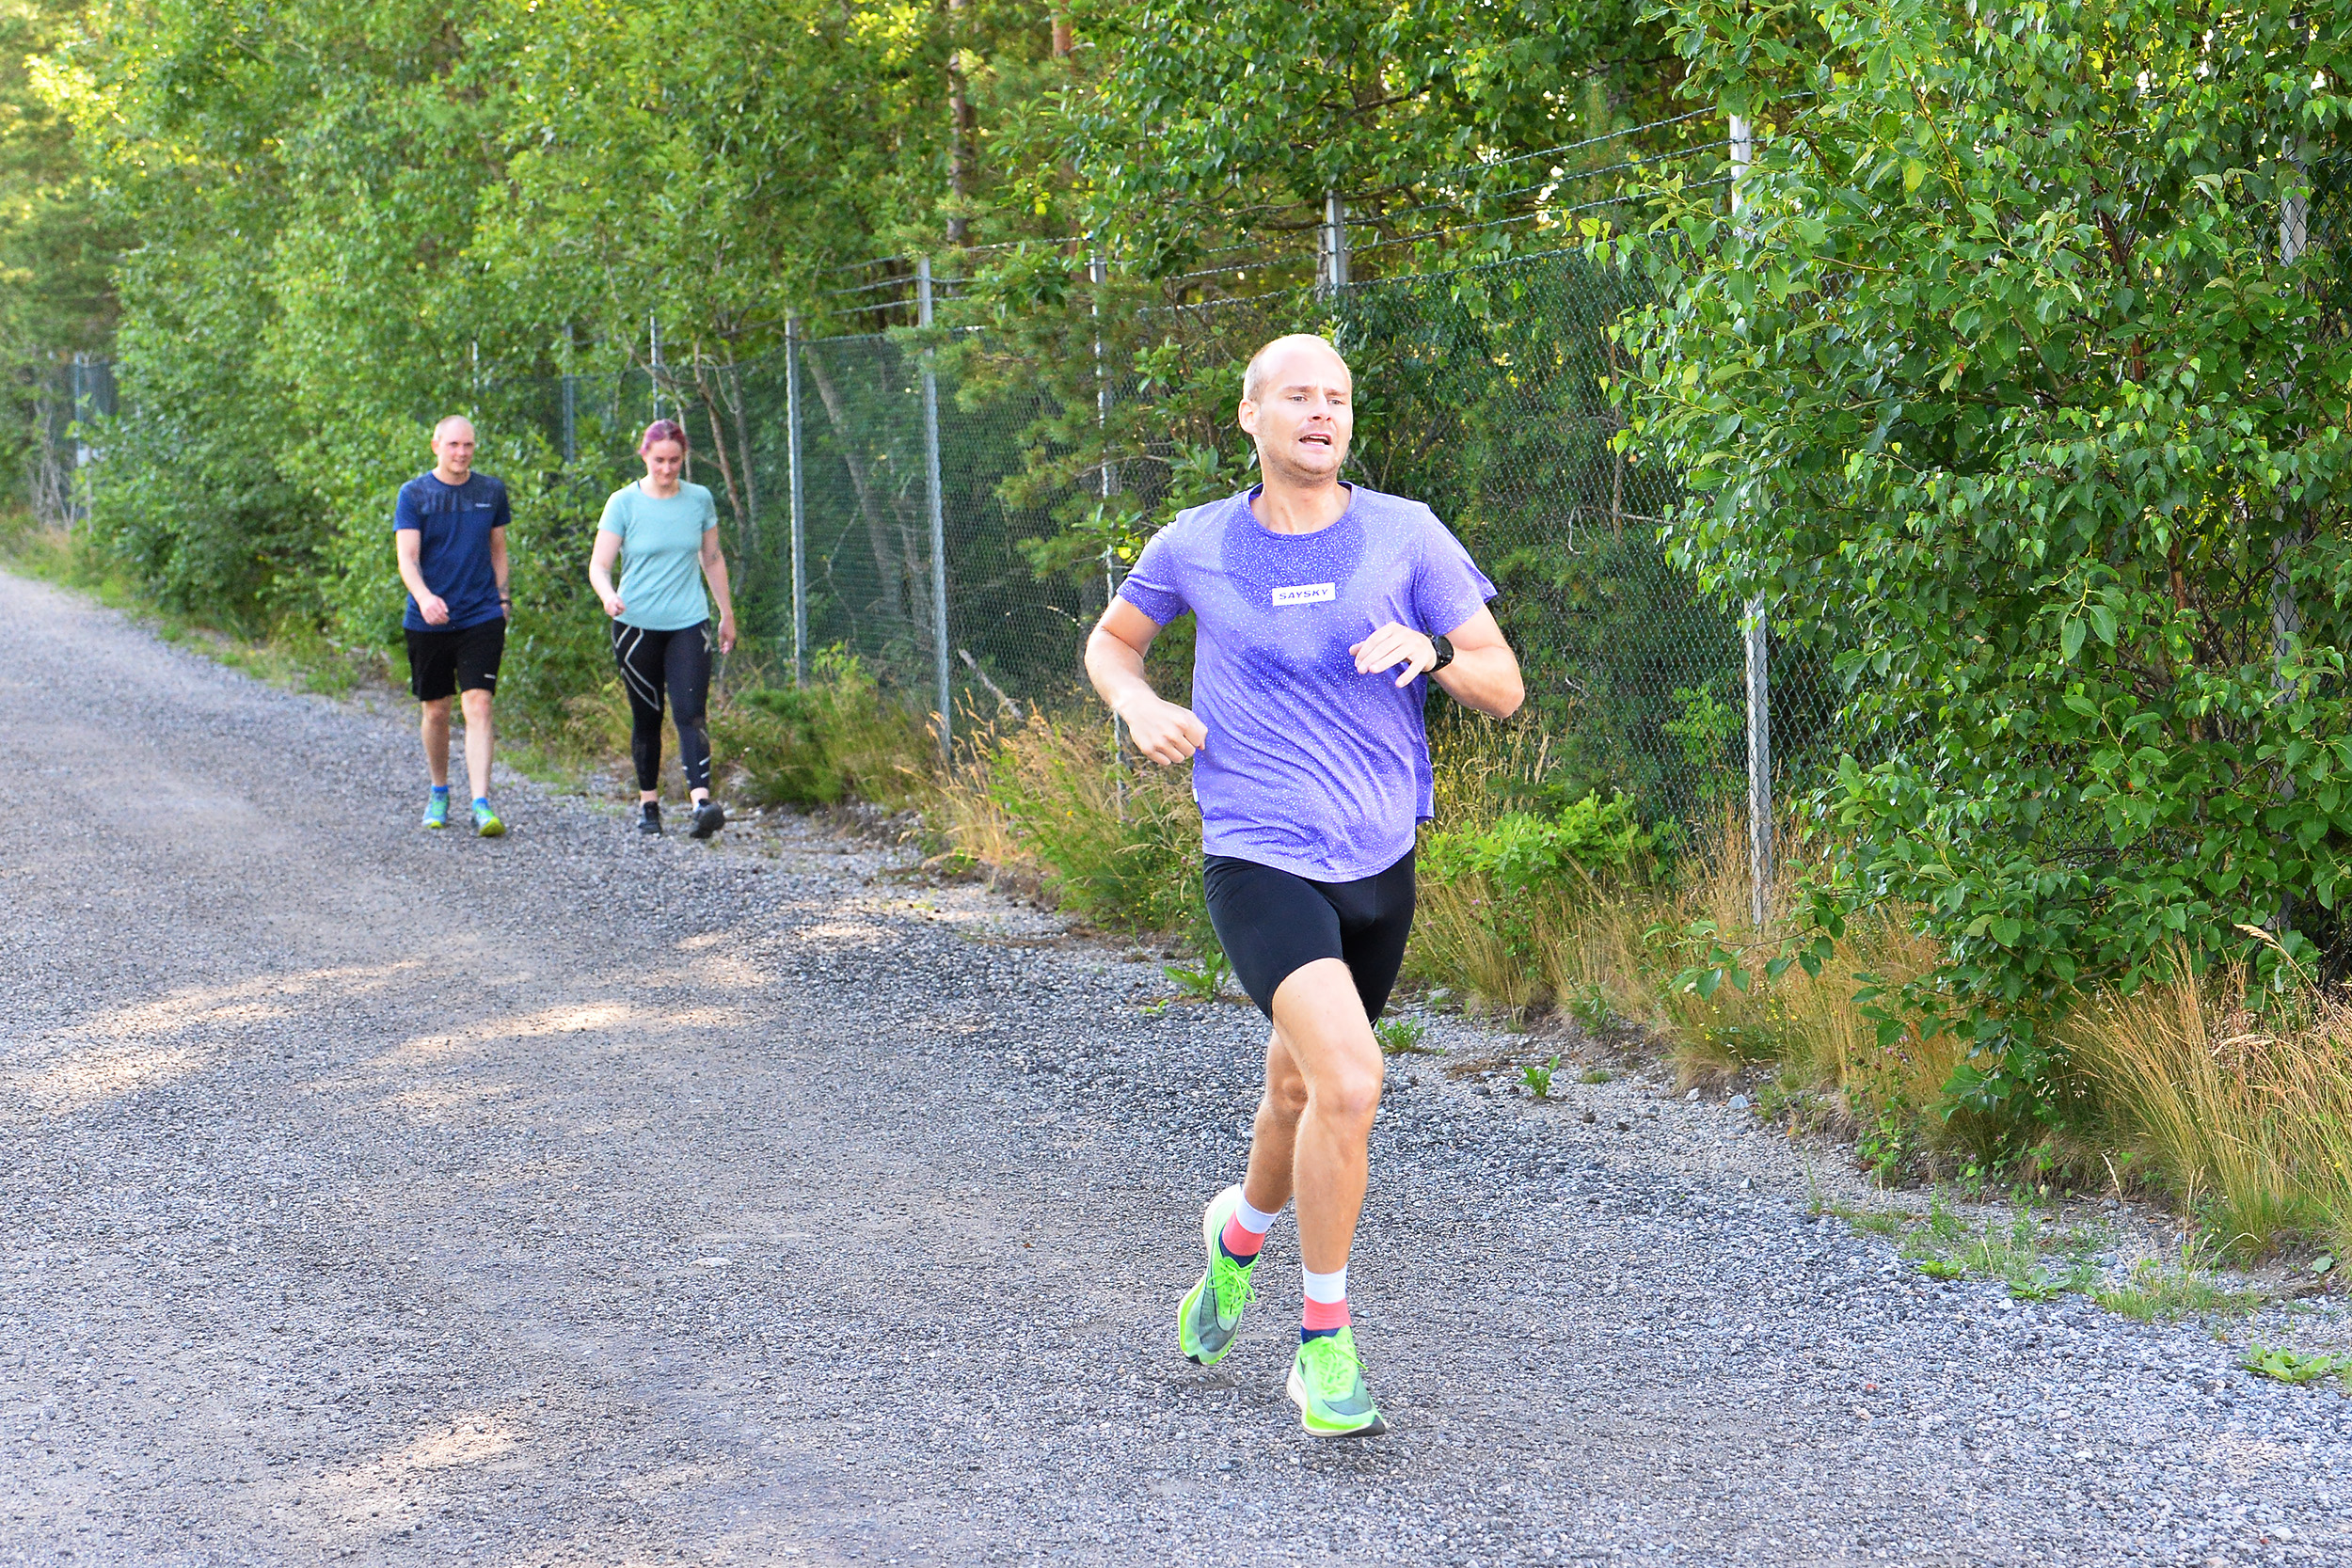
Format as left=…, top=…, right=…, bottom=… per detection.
left=612, top=621, right=712, bottom=794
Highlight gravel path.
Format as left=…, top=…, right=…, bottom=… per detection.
left=4, top=567, right=2351, bottom=1567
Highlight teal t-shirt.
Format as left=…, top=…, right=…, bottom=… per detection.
left=599, top=481, right=718, bottom=631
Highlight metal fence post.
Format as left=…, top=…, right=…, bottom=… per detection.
left=561, top=324, right=577, bottom=467
left=919, top=258, right=953, bottom=761
left=1728, top=111, right=1773, bottom=929
left=2275, top=142, right=2308, bottom=680
left=1091, top=252, right=1128, bottom=785
left=1320, top=192, right=1349, bottom=296
left=787, top=311, right=809, bottom=689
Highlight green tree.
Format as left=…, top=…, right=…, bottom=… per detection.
left=1619, top=0, right=2352, bottom=1108
left=0, top=0, right=122, bottom=519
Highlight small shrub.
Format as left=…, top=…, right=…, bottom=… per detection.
left=720, top=647, right=932, bottom=811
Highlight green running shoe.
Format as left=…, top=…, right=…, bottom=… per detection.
left=1177, top=1184, right=1257, bottom=1367
left=421, top=792, right=449, bottom=830
left=471, top=800, right=506, bottom=838
left=1286, top=1327, right=1389, bottom=1438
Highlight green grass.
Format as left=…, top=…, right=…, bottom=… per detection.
left=1822, top=1196, right=2270, bottom=1320
left=2092, top=1249, right=2266, bottom=1323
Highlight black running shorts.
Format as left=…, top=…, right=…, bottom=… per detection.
left=405, top=617, right=506, bottom=702
left=1202, top=850, right=1416, bottom=1022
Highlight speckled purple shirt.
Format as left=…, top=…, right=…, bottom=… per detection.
left=1118, top=483, right=1497, bottom=881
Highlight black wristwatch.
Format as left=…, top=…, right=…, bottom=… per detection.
left=1428, top=633, right=1454, bottom=673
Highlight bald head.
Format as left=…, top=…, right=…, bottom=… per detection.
left=1242, top=334, right=1351, bottom=404
left=1238, top=334, right=1353, bottom=490
left=431, top=415, right=477, bottom=484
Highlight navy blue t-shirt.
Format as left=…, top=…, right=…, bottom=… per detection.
left=393, top=472, right=510, bottom=632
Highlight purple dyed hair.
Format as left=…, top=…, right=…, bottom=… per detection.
left=638, top=418, right=689, bottom=456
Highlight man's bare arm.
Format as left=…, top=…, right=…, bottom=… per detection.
left=1085, top=599, right=1209, bottom=766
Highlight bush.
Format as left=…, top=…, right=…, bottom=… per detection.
left=1620, top=0, right=2352, bottom=1108
left=718, top=648, right=933, bottom=811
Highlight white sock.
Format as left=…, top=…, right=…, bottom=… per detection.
left=1233, top=1193, right=1280, bottom=1237
left=1302, top=1264, right=1348, bottom=1306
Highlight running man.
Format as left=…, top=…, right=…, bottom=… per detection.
left=395, top=414, right=511, bottom=836
left=1085, top=333, right=1523, bottom=1437
left=588, top=418, right=738, bottom=839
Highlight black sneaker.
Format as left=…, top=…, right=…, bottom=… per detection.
left=690, top=800, right=726, bottom=840
left=638, top=802, right=662, bottom=836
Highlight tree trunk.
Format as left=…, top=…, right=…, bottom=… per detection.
left=946, top=0, right=976, bottom=246
left=800, top=343, right=910, bottom=629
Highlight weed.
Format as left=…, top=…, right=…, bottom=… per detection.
left=1523, top=1055, right=1560, bottom=1099
left=721, top=649, right=931, bottom=811
left=1831, top=1205, right=1913, bottom=1238
left=1375, top=1016, right=1437, bottom=1056
left=1163, top=947, right=1233, bottom=1004
left=935, top=708, right=1208, bottom=943
left=2239, top=1343, right=2352, bottom=1388
left=1579, top=1066, right=1613, bottom=1085
left=1564, top=982, right=1619, bottom=1032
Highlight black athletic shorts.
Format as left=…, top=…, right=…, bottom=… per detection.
left=1202, top=849, right=1416, bottom=1022
left=405, top=617, right=505, bottom=702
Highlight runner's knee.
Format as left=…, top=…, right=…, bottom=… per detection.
left=1312, top=1060, right=1384, bottom=1127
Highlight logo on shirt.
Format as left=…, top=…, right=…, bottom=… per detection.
left=1271, top=582, right=1337, bottom=607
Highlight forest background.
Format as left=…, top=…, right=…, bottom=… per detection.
left=8, top=0, right=2352, bottom=1284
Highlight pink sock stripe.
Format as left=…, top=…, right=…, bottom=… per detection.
left=1219, top=1215, right=1265, bottom=1259
left=1301, top=1296, right=1351, bottom=1333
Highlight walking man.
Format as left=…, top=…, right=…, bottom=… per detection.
left=395, top=414, right=511, bottom=836
left=1085, top=334, right=1523, bottom=1436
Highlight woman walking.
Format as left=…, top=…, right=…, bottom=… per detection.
left=589, top=418, right=739, bottom=838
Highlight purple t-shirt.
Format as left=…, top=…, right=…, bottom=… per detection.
left=1118, top=483, right=1497, bottom=881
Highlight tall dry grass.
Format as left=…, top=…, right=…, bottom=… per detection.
left=2068, top=955, right=2352, bottom=1258
left=932, top=707, right=1209, bottom=942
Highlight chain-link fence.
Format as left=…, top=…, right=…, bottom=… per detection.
left=564, top=244, right=1847, bottom=858
left=31, top=138, right=1844, bottom=886
left=26, top=356, right=115, bottom=528
left=29, top=246, right=1840, bottom=870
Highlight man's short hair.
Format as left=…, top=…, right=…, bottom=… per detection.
left=432, top=414, right=476, bottom=442
left=1242, top=334, right=1350, bottom=404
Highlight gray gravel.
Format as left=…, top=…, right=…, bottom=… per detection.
left=5, top=565, right=2352, bottom=1567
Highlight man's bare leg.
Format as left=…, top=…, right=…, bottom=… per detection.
left=459, top=689, right=495, bottom=802
left=1253, top=958, right=1382, bottom=1272
left=421, top=698, right=452, bottom=786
